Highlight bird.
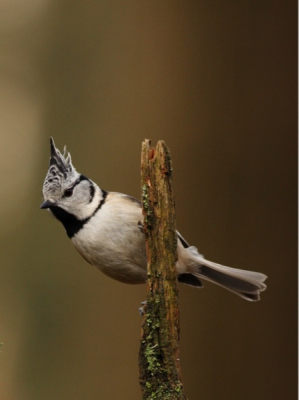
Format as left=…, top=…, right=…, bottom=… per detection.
left=40, top=138, right=267, bottom=301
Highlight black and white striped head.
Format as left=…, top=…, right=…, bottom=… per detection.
left=40, top=138, right=101, bottom=222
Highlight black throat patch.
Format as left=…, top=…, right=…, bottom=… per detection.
left=50, top=190, right=107, bottom=238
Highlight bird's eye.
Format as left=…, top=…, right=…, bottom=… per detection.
left=64, top=188, right=73, bottom=197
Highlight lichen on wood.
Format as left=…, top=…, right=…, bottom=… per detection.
left=139, top=140, right=187, bottom=400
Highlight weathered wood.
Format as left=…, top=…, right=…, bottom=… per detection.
left=139, top=140, right=187, bottom=400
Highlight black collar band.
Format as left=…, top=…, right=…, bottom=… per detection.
left=50, top=190, right=108, bottom=238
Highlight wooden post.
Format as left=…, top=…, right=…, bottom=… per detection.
left=139, top=140, right=187, bottom=400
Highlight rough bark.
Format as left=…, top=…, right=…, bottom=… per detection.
left=139, top=140, right=187, bottom=400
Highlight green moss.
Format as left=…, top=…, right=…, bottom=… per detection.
left=142, top=184, right=153, bottom=227
left=144, top=343, right=161, bottom=375
left=143, top=381, right=184, bottom=400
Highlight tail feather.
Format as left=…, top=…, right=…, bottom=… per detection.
left=195, top=259, right=267, bottom=301
left=177, top=242, right=267, bottom=301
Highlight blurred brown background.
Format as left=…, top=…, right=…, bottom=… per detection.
left=0, top=1, right=297, bottom=399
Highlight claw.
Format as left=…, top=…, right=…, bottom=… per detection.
left=139, top=300, right=147, bottom=317
left=138, top=221, right=144, bottom=233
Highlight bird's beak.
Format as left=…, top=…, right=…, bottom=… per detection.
left=40, top=199, right=55, bottom=209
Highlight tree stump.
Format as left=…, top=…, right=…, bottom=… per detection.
left=139, top=139, right=187, bottom=400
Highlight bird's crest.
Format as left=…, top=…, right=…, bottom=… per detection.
left=42, top=137, right=78, bottom=198
left=49, top=137, right=73, bottom=175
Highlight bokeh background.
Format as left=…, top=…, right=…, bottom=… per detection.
left=0, top=1, right=297, bottom=399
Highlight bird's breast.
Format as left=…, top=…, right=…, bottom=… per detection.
left=71, top=207, right=147, bottom=284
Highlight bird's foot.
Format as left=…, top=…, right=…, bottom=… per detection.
left=139, top=301, right=147, bottom=317
left=137, top=221, right=144, bottom=233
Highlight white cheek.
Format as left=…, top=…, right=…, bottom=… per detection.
left=77, top=203, right=94, bottom=220
left=65, top=199, right=95, bottom=220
